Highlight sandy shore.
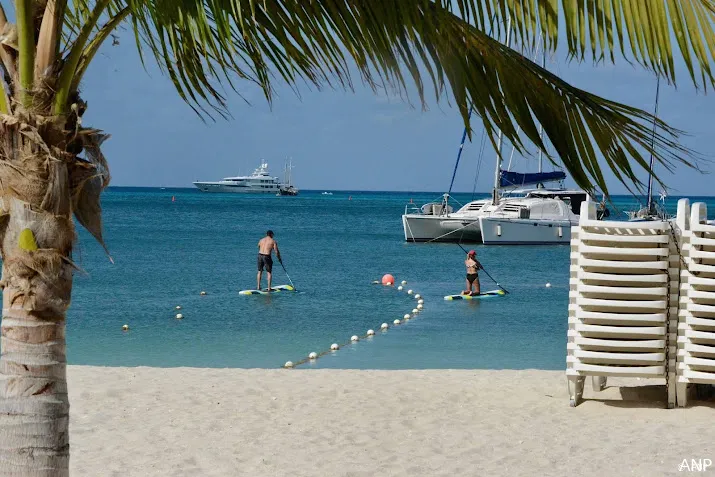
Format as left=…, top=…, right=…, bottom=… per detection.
left=68, top=367, right=714, bottom=476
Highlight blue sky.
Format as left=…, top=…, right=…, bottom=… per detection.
left=82, top=28, right=714, bottom=195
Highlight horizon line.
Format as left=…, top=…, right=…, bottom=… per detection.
left=99, top=186, right=706, bottom=199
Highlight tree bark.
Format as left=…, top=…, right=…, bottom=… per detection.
left=0, top=115, right=75, bottom=475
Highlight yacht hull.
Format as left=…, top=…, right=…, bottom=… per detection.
left=193, top=182, right=279, bottom=193
left=479, top=217, right=573, bottom=244
left=402, top=214, right=483, bottom=243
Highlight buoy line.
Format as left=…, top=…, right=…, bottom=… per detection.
left=284, top=275, right=425, bottom=369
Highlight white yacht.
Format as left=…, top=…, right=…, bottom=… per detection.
left=194, top=162, right=283, bottom=194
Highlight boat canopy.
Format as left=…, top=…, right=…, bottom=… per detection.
left=499, top=170, right=566, bottom=188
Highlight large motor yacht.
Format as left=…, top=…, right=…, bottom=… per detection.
left=194, top=162, right=284, bottom=194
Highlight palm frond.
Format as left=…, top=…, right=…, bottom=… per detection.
left=54, top=0, right=113, bottom=112
left=118, top=0, right=703, bottom=195
left=450, top=0, right=715, bottom=89
left=71, top=6, right=131, bottom=94
left=15, top=0, right=35, bottom=106
left=34, top=0, right=66, bottom=84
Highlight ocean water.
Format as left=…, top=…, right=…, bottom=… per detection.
left=30, top=189, right=715, bottom=369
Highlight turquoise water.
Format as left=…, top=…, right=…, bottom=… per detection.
left=50, top=189, right=715, bottom=369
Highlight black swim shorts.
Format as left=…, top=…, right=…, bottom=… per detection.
left=257, top=253, right=273, bottom=272
left=466, top=273, right=478, bottom=283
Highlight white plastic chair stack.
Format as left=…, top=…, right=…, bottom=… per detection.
left=676, top=200, right=715, bottom=406
left=567, top=201, right=676, bottom=407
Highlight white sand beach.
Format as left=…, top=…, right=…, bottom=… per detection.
left=68, top=367, right=714, bottom=477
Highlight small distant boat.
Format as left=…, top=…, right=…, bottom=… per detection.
left=276, top=186, right=298, bottom=196
left=322, top=192, right=333, bottom=196
left=276, top=159, right=299, bottom=196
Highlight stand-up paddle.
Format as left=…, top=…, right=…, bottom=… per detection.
left=476, top=264, right=509, bottom=294
left=278, top=259, right=297, bottom=291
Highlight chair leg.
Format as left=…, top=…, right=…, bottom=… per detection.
left=591, top=376, right=607, bottom=392
left=568, top=376, right=585, bottom=407
left=667, top=373, right=677, bottom=409
left=676, top=382, right=688, bottom=408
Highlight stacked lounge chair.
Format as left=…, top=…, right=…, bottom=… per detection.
left=676, top=200, right=715, bottom=406
left=567, top=201, right=678, bottom=407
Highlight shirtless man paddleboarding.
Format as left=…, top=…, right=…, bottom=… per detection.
left=257, top=230, right=281, bottom=291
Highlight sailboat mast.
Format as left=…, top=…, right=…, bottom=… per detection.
left=537, top=47, right=546, bottom=173
left=492, top=18, right=512, bottom=204
left=646, top=72, right=662, bottom=213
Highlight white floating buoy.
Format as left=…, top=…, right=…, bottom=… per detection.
left=407, top=289, right=413, bottom=295
left=175, top=305, right=182, bottom=310
left=417, top=304, right=423, bottom=310
left=397, top=286, right=403, bottom=291
left=367, top=329, right=375, bottom=336
left=546, top=283, right=552, bottom=288
left=403, top=314, right=410, bottom=320
left=175, top=313, right=183, bottom=319
left=418, top=299, right=424, bottom=305
left=415, top=294, right=421, bottom=300
left=284, top=361, right=294, bottom=368
left=351, top=335, right=359, bottom=342
left=381, top=323, right=389, bottom=330
left=372, top=280, right=380, bottom=285
left=393, top=319, right=401, bottom=325
left=200, top=291, right=207, bottom=296
left=330, top=343, right=339, bottom=351
left=122, top=324, right=129, bottom=331
left=412, top=308, right=418, bottom=314
left=309, top=352, right=318, bottom=360
left=401, top=280, right=407, bottom=285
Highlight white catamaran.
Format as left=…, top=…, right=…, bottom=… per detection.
left=402, top=24, right=604, bottom=245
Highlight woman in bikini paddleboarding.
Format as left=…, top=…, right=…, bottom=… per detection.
left=463, top=250, right=482, bottom=296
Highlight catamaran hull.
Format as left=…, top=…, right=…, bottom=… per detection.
left=402, top=214, right=575, bottom=244
left=478, top=217, right=573, bottom=244
left=402, top=214, right=483, bottom=243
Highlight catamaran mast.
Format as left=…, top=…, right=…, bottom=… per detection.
left=538, top=48, right=546, bottom=173
left=646, top=73, right=661, bottom=214
left=492, top=18, right=512, bottom=204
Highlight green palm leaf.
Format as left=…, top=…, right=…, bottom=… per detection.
left=104, top=0, right=709, bottom=196
left=452, top=1, right=715, bottom=88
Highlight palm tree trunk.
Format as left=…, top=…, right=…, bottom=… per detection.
left=0, top=115, right=75, bottom=475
